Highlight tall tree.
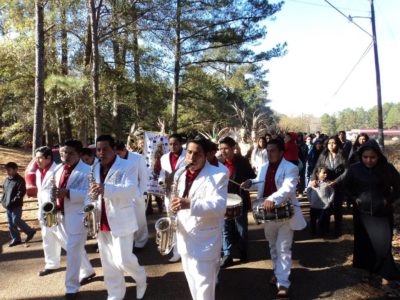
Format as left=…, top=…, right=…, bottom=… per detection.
left=33, top=0, right=45, bottom=155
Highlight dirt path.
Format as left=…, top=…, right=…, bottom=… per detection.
left=0, top=146, right=398, bottom=300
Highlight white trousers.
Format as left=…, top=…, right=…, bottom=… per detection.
left=181, top=254, right=218, bottom=300
left=133, top=197, right=148, bottom=248
left=263, top=220, right=294, bottom=289
left=98, top=231, right=147, bottom=300
left=41, top=221, right=94, bottom=293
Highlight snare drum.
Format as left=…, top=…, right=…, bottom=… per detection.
left=225, top=193, right=242, bottom=220
left=252, top=199, right=293, bottom=224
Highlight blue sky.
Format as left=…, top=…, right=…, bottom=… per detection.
left=260, top=0, right=400, bottom=117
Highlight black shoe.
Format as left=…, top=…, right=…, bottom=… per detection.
left=80, top=273, right=96, bottom=285
left=38, top=268, right=57, bottom=276
left=25, top=230, right=36, bottom=243
left=220, top=256, right=233, bottom=268
left=65, top=292, right=78, bottom=300
left=240, top=252, right=248, bottom=263
left=9, top=240, right=22, bottom=247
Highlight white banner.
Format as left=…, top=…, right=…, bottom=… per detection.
left=143, top=132, right=169, bottom=195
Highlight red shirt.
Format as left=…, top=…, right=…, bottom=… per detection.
left=57, top=163, right=77, bottom=213
left=182, top=168, right=201, bottom=198
left=170, top=150, right=182, bottom=172
left=39, top=163, right=52, bottom=183
left=99, top=156, right=116, bottom=231
left=223, top=156, right=236, bottom=178
left=263, top=160, right=282, bottom=198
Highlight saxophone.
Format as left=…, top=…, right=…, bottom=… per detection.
left=41, top=163, right=64, bottom=227
left=83, top=159, right=101, bottom=238
left=155, top=164, right=188, bottom=255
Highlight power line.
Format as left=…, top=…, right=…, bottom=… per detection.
left=285, top=0, right=369, bottom=13
left=332, top=41, right=373, bottom=97
left=323, top=0, right=371, bottom=37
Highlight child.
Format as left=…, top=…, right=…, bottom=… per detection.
left=1, top=162, right=36, bottom=247
left=307, top=166, right=335, bottom=236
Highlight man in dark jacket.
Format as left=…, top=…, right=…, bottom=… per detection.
left=219, top=137, right=256, bottom=268
left=1, top=162, right=36, bottom=247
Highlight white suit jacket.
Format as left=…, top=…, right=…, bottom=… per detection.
left=54, top=160, right=90, bottom=235
left=158, top=149, right=187, bottom=185
left=252, top=159, right=306, bottom=231
left=175, top=162, right=229, bottom=261
left=91, top=156, right=138, bottom=237
left=126, top=151, right=148, bottom=200
left=35, top=161, right=59, bottom=222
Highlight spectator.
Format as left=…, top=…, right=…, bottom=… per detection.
left=1, top=162, right=36, bottom=247
left=348, top=133, right=370, bottom=165
left=338, top=131, right=352, bottom=161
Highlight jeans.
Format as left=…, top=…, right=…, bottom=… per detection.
left=6, top=206, right=35, bottom=242
left=222, top=212, right=248, bottom=257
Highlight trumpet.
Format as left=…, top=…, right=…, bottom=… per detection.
left=83, top=159, right=101, bottom=238
left=155, top=164, right=189, bottom=255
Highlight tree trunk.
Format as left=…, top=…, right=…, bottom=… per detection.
left=131, top=3, right=142, bottom=119
left=89, top=0, right=101, bottom=139
left=171, top=0, right=181, bottom=133
left=33, top=0, right=45, bottom=156
left=60, top=1, right=73, bottom=140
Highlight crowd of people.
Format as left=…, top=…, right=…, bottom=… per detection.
left=1, top=129, right=399, bottom=299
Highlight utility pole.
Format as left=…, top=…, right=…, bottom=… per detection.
left=370, top=0, right=384, bottom=148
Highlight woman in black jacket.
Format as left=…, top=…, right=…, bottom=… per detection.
left=344, top=140, right=400, bottom=287
left=311, top=135, right=348, bottom=236
left=348, top=133, right=369, bottom=165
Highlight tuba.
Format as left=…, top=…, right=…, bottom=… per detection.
left=83, top=159, right=101, bottom=238
left=41, top=163, right=64, bottom=227
left=155, top=164, right=188, bottom=255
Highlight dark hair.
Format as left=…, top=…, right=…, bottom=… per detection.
left=257, top=136, right=267, bottom=149
left=265, top=133, right=272, bottom=138
left=81, top=147, right=94, bottom=157
left=353, top=133, right=370, bottom=151
left=64, top=139, right=83, bottom=154
left=219, top=136, right=236, bottom=148
left=187, top=136, right=210, bottom=154
left=314, top=166, right=329, bottom=177
left=115, top=140, right=126, bottom=151
left=5, top=162, right=18, bottom=170
left=322, top=135, right=343, bottom=156
left=338, top=130, right=346, bottom=136
left=169, top=133, right=183, bottom=144
left=96, top=135, right=115, bottom=148
left=35, top=146, right=53, bottom=160
left=208, top=140, right=218, bottom=152
left=267, top=138, right=285, bottom=152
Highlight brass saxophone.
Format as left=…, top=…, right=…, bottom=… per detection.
left=155, top=164, right=188, bottom=255
left=41, top=163, right=64, bottom=227
left=83, top=159, right=101, bottom=238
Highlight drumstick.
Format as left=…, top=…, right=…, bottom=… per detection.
left=229, top=179, right=264, bottom=189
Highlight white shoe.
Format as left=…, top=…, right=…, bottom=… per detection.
left=169, top=253, right=181, bottom=263
left=136, top=283, right=147, bottom=299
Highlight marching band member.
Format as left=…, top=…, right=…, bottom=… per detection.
left=90, top=135, right=147, bottom=300
left=115, top=140, right=149, bottom=250
left=81, top=147, right=96, bottom=166
left=218, top=137, right=256, bottom=268
left=159, top=133, right=187, bottom=262
left=171, top=137, right=228, bottom=300
left=242, top=138, right=306, bottom=297
left=53, top=140, right=96, bottom=299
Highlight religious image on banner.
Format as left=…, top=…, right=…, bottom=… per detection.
left=144, top=132, right=169, bottom=195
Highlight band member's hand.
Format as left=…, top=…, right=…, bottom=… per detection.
left=241, top=179, right=252, bottom=189
left=171, top=196, right=190, bottom=212
left=89, top=183, right=104, bottom=199
left=56, top=188, right=68, bottom=198
left=311, top=180, right=318, bottom=188
left=264, top=199, right=275, bottom=212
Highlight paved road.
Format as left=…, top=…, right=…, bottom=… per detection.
left=0, top=199, right=388, bottom=300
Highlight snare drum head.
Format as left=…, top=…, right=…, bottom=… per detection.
left=227, top=193, right=242, bottom=206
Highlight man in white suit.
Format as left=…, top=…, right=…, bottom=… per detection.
left=53, top=140, right=96, bottom=299
left=90, top=135, right=147, bottom=300
left=171, top=137, right=229, bottom=300
left=242, top=138, right=306, bottom=298
left=158, top=133, right=186, bottom=262
left=35, top=146, right=62, bottom=276
left=115, top=141, right=149, bottom=250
